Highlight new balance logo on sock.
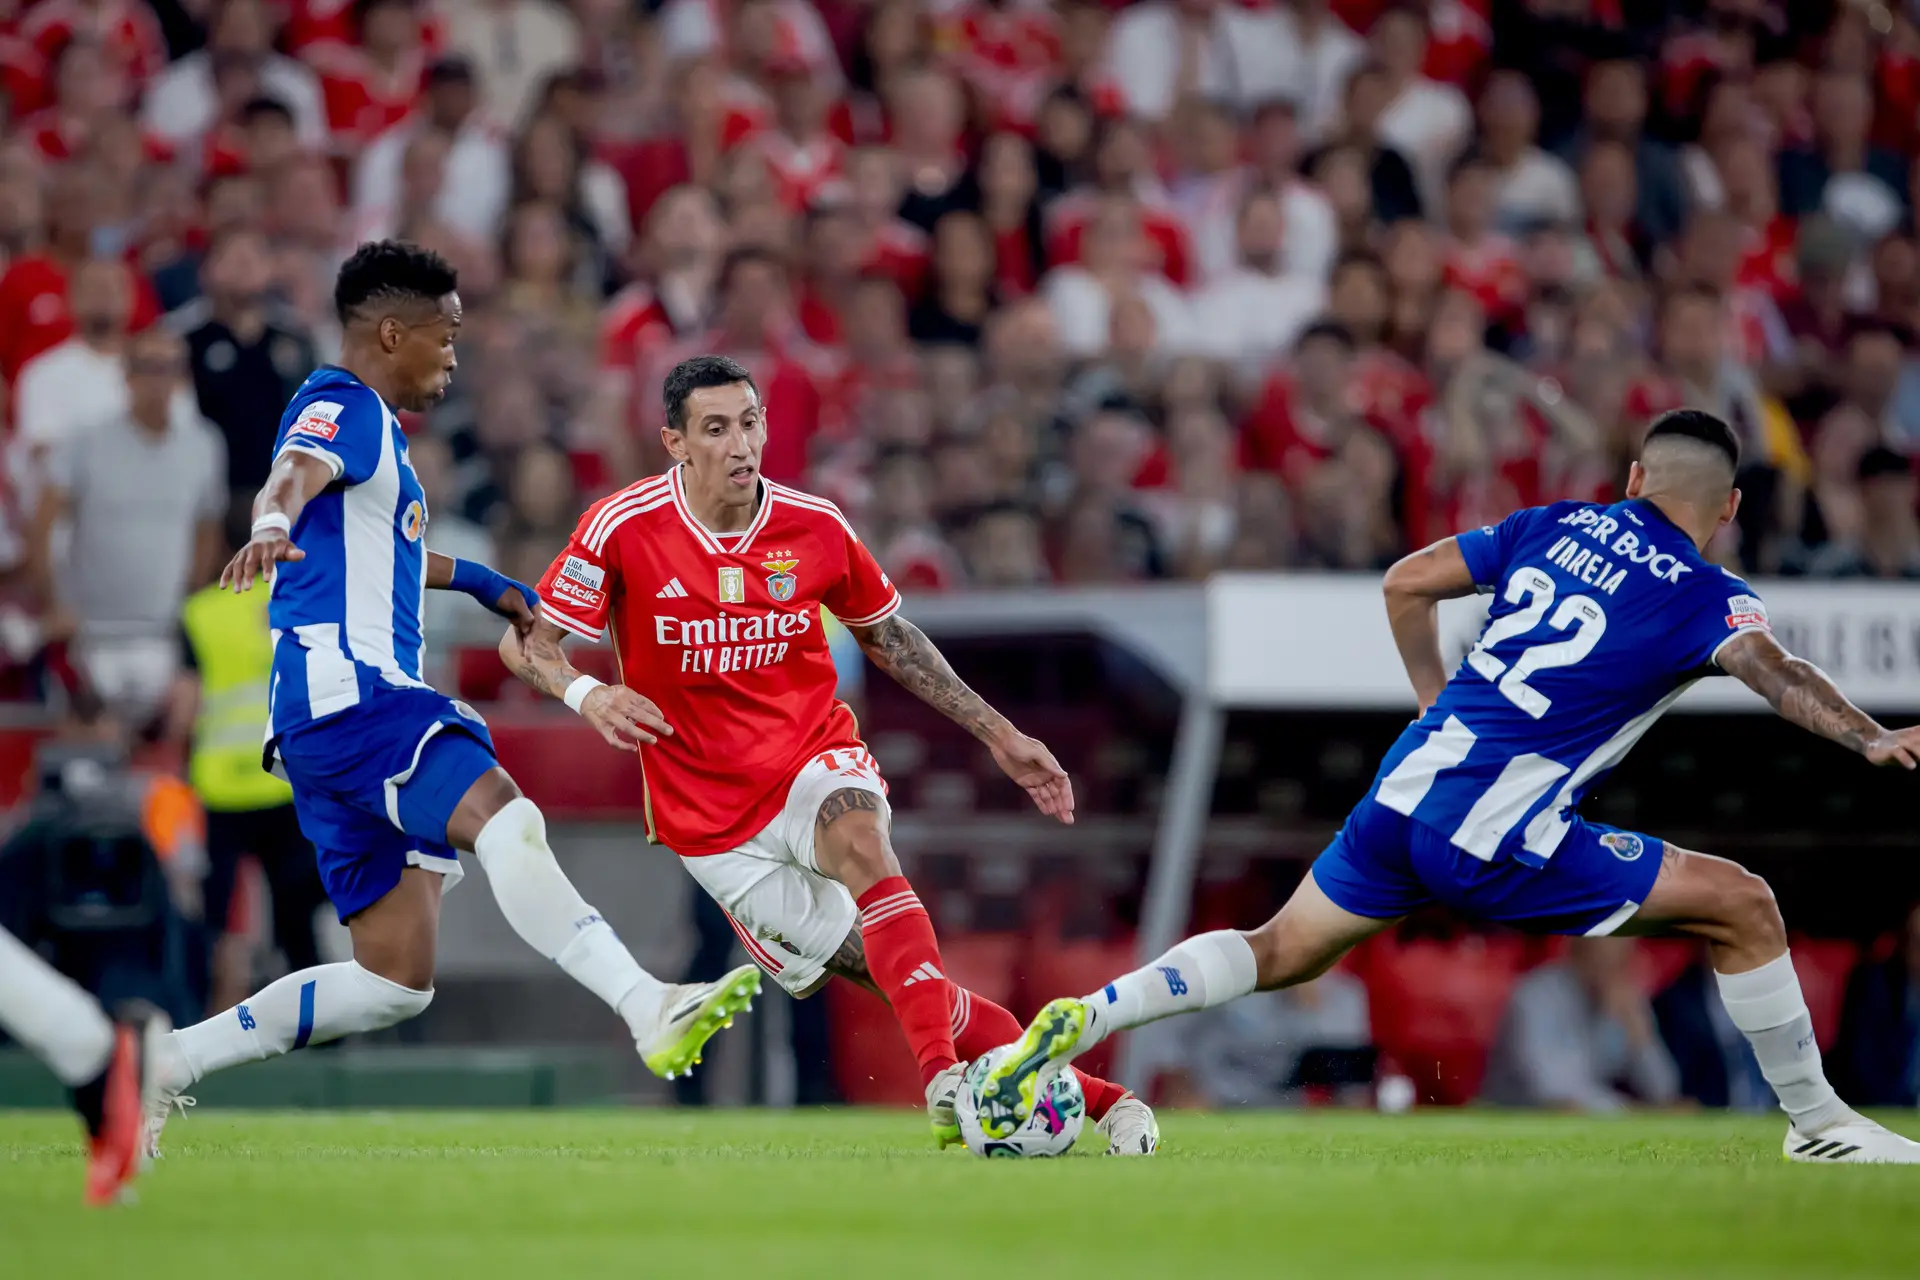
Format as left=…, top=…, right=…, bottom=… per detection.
left=237, top=1005, right=255, bottom=1030
left=902, top=962, right=946, bottom=986
left=656, top=578, right=688, bottom=598
left=1158, top=966, right=1188, bottom=997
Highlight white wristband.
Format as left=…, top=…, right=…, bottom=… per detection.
left=251, top=512, right=292, bottom=537
left=563, top=674, right=604, bottom=714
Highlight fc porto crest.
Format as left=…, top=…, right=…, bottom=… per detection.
left=1600, top=832, right=1645, bottom=862
left=762, top=553, right=800, bottom=602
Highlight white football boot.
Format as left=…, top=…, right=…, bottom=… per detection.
left=1095, top=1094, right=1159, bottom=1156
left=638, top=964, right=761, bottom=1080
left=1784, top=1116, right=1920, bottom=1164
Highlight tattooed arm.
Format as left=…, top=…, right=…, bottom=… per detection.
left=847, top=614, right=1076, bottom=823
left=500, top=617, right=674, bottom=752
left=1717, top=630, right=1920, bottom=766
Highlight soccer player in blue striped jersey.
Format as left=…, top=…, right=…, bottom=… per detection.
left=985, top=409, right=1920, bottom=1162
left=142, top=242, right=758, bottom=1154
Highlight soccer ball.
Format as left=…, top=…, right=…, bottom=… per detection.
left=955, top=1048, right=1085, bottom=1158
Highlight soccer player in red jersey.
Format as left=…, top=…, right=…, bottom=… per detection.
left=502, top=355, right=1158, bottom=1154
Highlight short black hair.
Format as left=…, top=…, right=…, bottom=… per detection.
left=1859, top=446, right=1913, bottom=483
left=1644, top=408, right=1740, bottom=471
left=1296, top=319, right=1357, bottom=351
left=240, top=94, right=295, bottom=127
left=663, top=355, right=757, bottom=431
left=333, top=239, right=457, bottom=326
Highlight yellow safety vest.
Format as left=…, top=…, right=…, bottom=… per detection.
left=180, top=582, right=293, bottom=812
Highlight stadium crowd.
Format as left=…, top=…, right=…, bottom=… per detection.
left=6, top=0, right=1920, bottom=632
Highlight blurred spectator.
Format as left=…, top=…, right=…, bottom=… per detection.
left=511, top=110, right=629, bottom=275
left=352, top=57, right=509, bottom=245
left=142, top=0, right=326, bottom=152
left=1310, top=60, right=1423, bottom=225
left=1279, top=0, right=1366, bottom=145
left=14, top=256, right=140, bottom=459
left=1101, top=0, right=1298, bottom=124
left=1557, top=57, right=1689, bottom=248
left=444, top=0, right=581, bottom=133
left=1831, top=904, right=1920, bottom=1108
left=171, top=227, right=319, bottom=501
left=1806, top=446, right=1920, bottom=581
left=1368, top=3, right=1471, bottom=216
left=1043, top=196, right=1194, bottom=359
left=0, top=164, right=159, bottom=389
left=1652, top=951, right=1773, bottom=1112
left=313, top=0, right=432, bottom=155
left=910, top=211, right=998, bottom=348
left=1481, top=937, right=1682, bottom=1113
left=1779, top=69, right=1908, bottom=245
left=1474, top=69, right=1578, bottom=233
left=28, top=325, right=224, bottom=726
left=1191, top=188, right=1325, bottom=379
left=1162, top=970, right=1373, bottom=1108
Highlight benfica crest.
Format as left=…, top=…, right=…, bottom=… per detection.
left=762, top=555, right=800, bottom=602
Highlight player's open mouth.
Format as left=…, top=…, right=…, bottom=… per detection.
left=728, top=465, right=756, bottom=486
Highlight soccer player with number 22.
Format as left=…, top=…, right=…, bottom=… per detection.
left=982, top=409, right=1920, bottom=1164
left=502, top=355, right=1158, bottom=1154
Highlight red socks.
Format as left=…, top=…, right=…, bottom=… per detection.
left=855, top=876, right=958, bottom=1086
left=950, top=985, right=1129, bottom=1122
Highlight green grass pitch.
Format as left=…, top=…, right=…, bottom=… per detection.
left=4, top=1109, right=1917, bottom=1278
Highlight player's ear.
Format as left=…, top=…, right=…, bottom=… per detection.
left=1723, top=486, right=1742, bottom=527
left=660, top=424, right=689, bottom=463
left=1623, top=461, right=1647, bottom=498
left=378, top=316, right=405, bottom=353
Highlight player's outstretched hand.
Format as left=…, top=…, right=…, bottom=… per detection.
left=492, top=582, right=537, bottom=639
left=581, top=683, right=674, bottom=751
left=220, top=532, right=303, bottom=593
left=1864, top=726, right=1920, bottom=769
left=988, top=730, right=1076, bottom=825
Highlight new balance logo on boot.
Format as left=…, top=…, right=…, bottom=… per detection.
left=902, top=962, right=945, bottom=986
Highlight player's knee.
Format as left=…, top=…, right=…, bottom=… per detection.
left=1725, top=868, right=1786, bottom=952
left=1244, top=922, right=1317, bottom=990
left=473, top=795, right=553, bottom=873
left=351, top=962, right=435, bottom=1025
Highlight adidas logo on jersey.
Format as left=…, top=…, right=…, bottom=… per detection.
left=902, top=962, right=946, bottom=986
left=656, top=578, right=688, bottom=599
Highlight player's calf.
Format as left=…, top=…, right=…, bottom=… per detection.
left=812, top=793, right=961, bottom=1091
left=1632, top=846, right=1861, bottom=1144
left=465, top=788, right=672, bottom=1043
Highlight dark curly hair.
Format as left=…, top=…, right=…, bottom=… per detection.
left=333, top=239, right=458, bottom=326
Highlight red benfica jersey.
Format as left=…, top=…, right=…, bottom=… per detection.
left=536, top=467, right=901, bottom=855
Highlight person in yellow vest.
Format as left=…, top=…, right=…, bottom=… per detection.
left=176, top=573, right=326, bottom=1011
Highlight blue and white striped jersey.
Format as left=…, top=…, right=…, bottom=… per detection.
left=266, top=366, right=430, bottom=736
left=1365, top=498, right=1770, bottom=869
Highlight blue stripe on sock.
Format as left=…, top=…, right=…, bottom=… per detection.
left=293, top=979, right=317, bottom=1049
left=1103, top=983, right=1118, bottom=1004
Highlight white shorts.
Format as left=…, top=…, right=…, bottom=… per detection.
left=676, top=747, right=890, bottom=996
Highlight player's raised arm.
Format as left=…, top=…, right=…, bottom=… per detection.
left=222, top=450, right=334, bottom=593
left=1381, top=537, right=1479, bottom=712
left=1717, top=629, right=1920, bottom=768
left=846, top=613, right=1076, bottom=825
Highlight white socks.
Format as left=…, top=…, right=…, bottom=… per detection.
left=168, top=961, right=433, bottom=1084
left=472, top=797, right=666, bottom=1039
left=1079, top=930, right=1260, bottom=1048
left=0, top=925, right=115, bottom=1086
left=1714, top=951, right=1852, bottom=1135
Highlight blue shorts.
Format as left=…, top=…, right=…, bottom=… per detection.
left=1311, top=798, right=1663, bottom=936
left=274, top=683, right=500, bottom=922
